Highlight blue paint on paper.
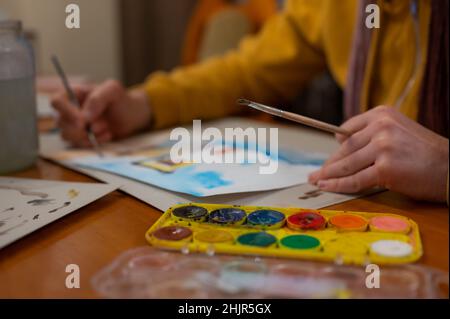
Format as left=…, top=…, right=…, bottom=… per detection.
left=76, top=138, right=325, bottom=197
left=277, top=149, right=325, bottom=166
left=77, top=158, right=231, bottom=197
left=194, top=171, right=231, bottom=189
left=222, top=139, right=325, bottom=166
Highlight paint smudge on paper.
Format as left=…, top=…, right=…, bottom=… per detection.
left=1, top=207, right=14, bottom=214
left=299, top=189, right=323, bottom=200
left=193, top=171, right=232, bottom=189
left=0, top=220, right=28, bottom=236
left=48, top=202, right=71, bottom=214
left=0, top=217, right=14, bottom=228
left=27, top=199, right=55, bottom=206
left=0, top=185, right=48, bottom=198
left=67, top=189, right=79, bottom=199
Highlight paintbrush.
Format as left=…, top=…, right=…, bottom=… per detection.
left=50, top=55, right=103, bottom=157
left=237, top=98, right=351, bottom=136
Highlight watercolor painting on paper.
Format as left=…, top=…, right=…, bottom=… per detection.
left=60, top=139, right=327, bottom=197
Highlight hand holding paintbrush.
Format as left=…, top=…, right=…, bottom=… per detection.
left=51, top=55, right=103, bottom=157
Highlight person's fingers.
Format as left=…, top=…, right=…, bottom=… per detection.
left=96, top=131, right=113, bottom=144
left=78, top=139, right=93, bottom=148
left=325, top=132, right=368, bottom=166
left=309, top=126, right=376, bottom=184
left=316, top=165, right=378, bottom=193
left=312, top=143, right=376, bottom=181
left=58, top=119, right=90, bottom=147
left=336, top=106, right=390, bottom=143
left=51, top=91, right=84, bottom=127
left=90, top=118, right=112, bottom=143
left=308, top=169, right=320, bottom=185
left=50, top=85, right=96, bottom=129
left=59, top=127, right=89, bottom=145
left=324, top=107, right=401, bottom=169
left=71, top=84, right=94, bottom=103
left=90, top=118, right=110, bottom=135
left=336, top=115, right=370, bottom=143
left=324, top=120, right=385, bottom=166
left=82, top=80, right=124, bottom=122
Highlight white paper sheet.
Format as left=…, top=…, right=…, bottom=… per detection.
left=0, top=177, right=117, bottom=249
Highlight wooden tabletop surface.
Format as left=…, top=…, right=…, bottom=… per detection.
left=0, top=120, right=448, bottom=298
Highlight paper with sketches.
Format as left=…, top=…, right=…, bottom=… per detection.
left=0, top=177, right=116, bottom=249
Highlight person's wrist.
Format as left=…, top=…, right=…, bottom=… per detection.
left=128, top=88, right=153, bottom=133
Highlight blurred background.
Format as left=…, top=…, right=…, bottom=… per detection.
left=0, top=0, right=341, bottom=124
left=1, top=0, right=122, bottom=83
left=0, top=0, right=283, bottom=84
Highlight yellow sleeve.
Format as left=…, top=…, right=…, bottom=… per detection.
left=142, top=0, right=327, bottom=129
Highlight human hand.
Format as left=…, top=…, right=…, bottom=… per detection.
left=308, top=106, right=449, bottom=202
left=51, top=80, right=152, bottom=147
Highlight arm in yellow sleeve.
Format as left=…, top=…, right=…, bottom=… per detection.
left=142, top=0, right=327, bottom=129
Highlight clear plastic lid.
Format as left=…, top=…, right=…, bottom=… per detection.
left=91, top=246, right=449, bottom=299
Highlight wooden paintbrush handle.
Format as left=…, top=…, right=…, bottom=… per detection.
left=282, top=110, right=351, bottom=136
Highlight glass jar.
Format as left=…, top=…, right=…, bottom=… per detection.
left=0, top=20, right=38, bottom=174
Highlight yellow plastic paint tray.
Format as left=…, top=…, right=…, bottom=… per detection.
left=145, top=203, right=423, bottom=265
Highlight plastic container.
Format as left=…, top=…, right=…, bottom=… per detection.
left=0, top=20, right=38, bottom=174
left=91, top=246, right=449, bottom=299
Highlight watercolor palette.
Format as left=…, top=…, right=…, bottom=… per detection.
left=145, top=203, right=423, bottom=265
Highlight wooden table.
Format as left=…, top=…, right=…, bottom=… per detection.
left=0, top=121, right=448, bottom=298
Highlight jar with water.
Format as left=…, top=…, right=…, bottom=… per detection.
left=0, top=20, right=38, bottom=174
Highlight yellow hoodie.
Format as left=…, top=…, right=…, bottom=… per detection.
left=142, top=0, right=431, bottom=130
